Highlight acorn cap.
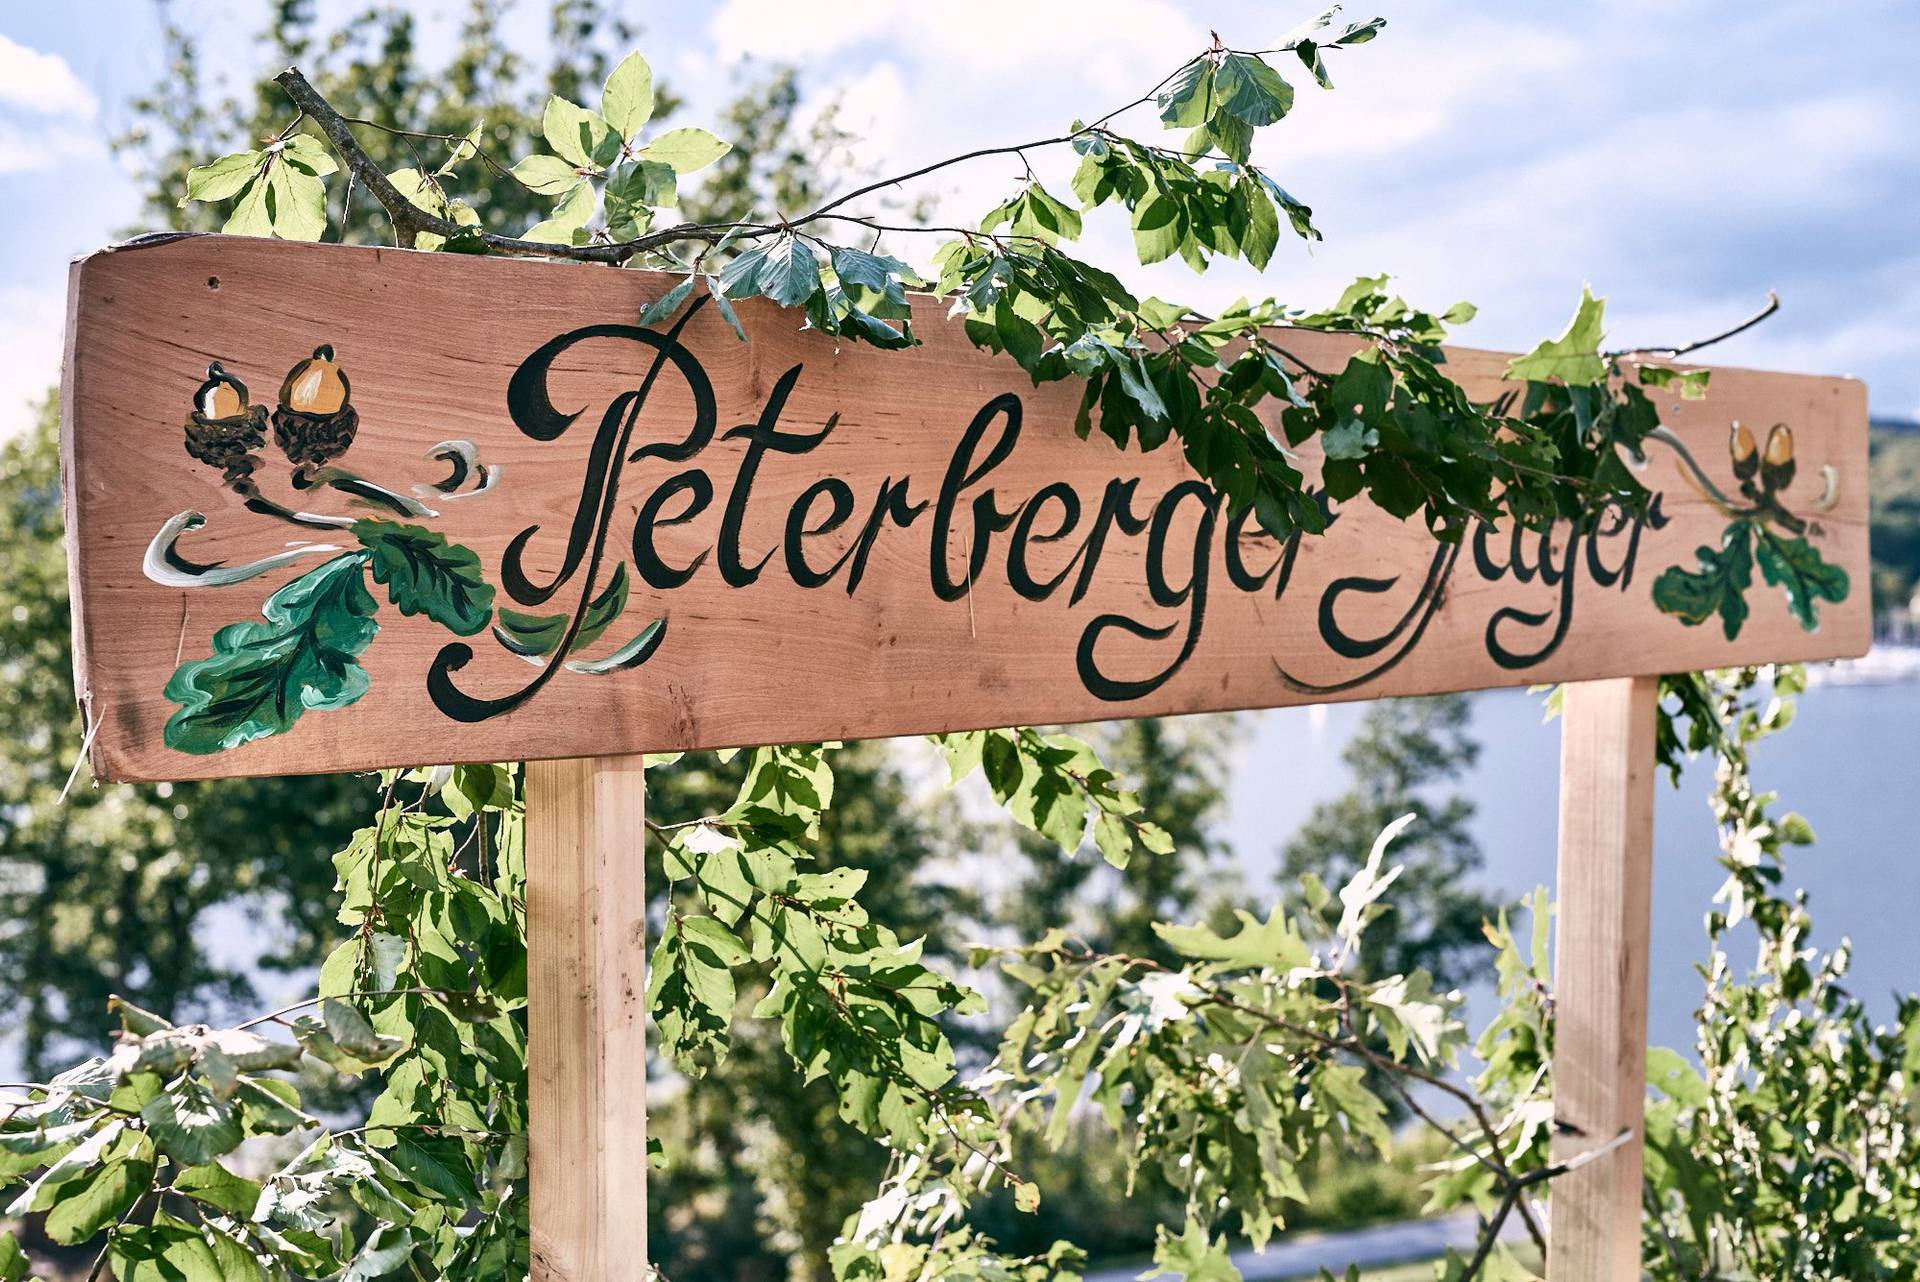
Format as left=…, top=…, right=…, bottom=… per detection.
left=280, top=344, right=350, bottom=416
left=194, top=361, right=248, bottom=421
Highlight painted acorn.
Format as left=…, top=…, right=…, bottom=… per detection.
left=1729, top=422, right=1759, bottom=483
left=273, top=344, right=359, bottom=475
left=183, top=361, right=268, bottom=484
left=1762, top=423, right=1796, bottom=493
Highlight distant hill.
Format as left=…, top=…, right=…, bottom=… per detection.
left=1870, top=418, right=1920, bottom=618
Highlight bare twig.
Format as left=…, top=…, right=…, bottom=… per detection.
left=1606, top=291, right=1780, bottom=360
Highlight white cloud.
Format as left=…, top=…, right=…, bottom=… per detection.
left=0, top=36, right=98, bottom=121
left=0, top=284, right=65, bottom=442
left=0, top=120, right=106, bottom=175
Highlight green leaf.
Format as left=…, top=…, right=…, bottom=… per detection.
left=343, top=1225, right=413, bottom=1282
left=511, top=153, right=585, bottom=197
left=721, top=233, right=821, bottom=309
left=163, top=552, right=379, bottom=754
left=707, top=276, right=748, bottom=341
left=142, top=1082, right=244, bottom=1165
left=1505, top=286, right=1608, bottom=385
left=542, top=95, right=616, bottom=169
left=1131, top=191, right=1186, bottom=265
left=353, top=520, right=493, bottom=636
left=1654, top=521, right=1754, bottom=640
left=1756, top=531, right=1849, bottom=631
left=44, top=1147, right=155, bottom=1245
left=640, top=276, right=697, bottom=327
left=183, top=152, right=263, bottom=206
left=602, top=51, right=656, bottom=139
left=1144, top=1221, right=1244, bottom=1281
left=388, top=1134, right=474, bottom=1208
left=173, top=1163, right=264, bottom=1218
left=1154, top=904, right=1311, bottom=970
left=110, top=1217, right=258, bottom=1282
left=279, top=134, right=337, bottom=178
left=1156, top=58, right=1216, bottom=128
left=1214, top=53, right=1293, bottom=126
left=604, top=159, right=677, bottom=236
left=321, top=998, right=405, bottom=1065
left=223, top=176, right=274, bottom=237
left=639, top=126, right=731, bottom=174
left=1638, top=364, right=1711, bottom=400
left=0, top=1230, right=28, bottom=1282
left=267, top=164, right=329, bottom=242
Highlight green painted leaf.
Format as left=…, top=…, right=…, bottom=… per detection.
left=1505, top=286, right=1608, bottom=385
left=541, top=95, right=616, bottom=169
left=602, top=51, right=655, bottom=139
left=494, top=562, right=629, bottom=658
left=1756, top=530, right=1849, bottom=630
left=564, top=616, right=666, bottom=674
left=639, top=126, right=731, bottom=174
left=1653, top=520, right=1753, bottom=640
left=182, top=152, right=263, bottom=206
left=353, top=520, right=493, bottom=636
left=164, top=552, right=379, bottom=754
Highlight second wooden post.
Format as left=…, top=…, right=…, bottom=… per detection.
left=526, top=755, right=650, bottom=1282
left=1547, top=676, right=1658, bottom=1280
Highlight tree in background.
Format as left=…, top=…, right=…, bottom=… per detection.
left=0, top=402, right=373, bottom=1078
left=1278, top=695, right=1498, bottom=990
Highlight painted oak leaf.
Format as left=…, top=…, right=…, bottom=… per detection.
left=1653, top=521, right=1754, bottom=640
left=164, top=551, right=379, bottom=755
left=353, top=519, right=494, bottom=637
left=1756, top=530, right=1849, bottom=631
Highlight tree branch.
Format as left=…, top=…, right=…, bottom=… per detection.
left=1606, top=291, right=1780, bottom=361
left=273, top=66, right=741, bottom=264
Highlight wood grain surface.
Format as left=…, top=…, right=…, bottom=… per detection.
left=62, top=235, right=1870, bottom=782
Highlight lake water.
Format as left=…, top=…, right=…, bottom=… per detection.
left=1222, top=678, right=1920, bottom=1054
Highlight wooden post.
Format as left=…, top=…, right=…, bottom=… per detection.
left=1547, top=676, right=1658, bottom=1280
left=526, top=755, right=650, bottom=1282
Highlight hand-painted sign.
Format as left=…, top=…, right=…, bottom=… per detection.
left=62, top=236, right=1869, bottom=782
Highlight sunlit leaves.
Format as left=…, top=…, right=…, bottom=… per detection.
left=186, top=133, right=335, bottom=240
left=508, top=152, right=583, bottom=196
left=541, top=94, right=618, bottom=169
left=601, top=51, right=655, bottom=139
left=1505, top=285, right=1609, bottom=385
left=639, top=126, right=732, bottom=174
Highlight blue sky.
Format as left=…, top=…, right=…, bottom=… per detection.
left=1, top=0, right=1915, bottom=438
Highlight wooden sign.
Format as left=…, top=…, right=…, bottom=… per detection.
left=62, top=235, right=1869, bottom=783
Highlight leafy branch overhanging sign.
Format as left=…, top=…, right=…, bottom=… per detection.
left=61, top=236, right=1867, bottom=783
